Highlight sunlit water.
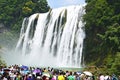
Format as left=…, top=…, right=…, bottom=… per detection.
left=2, top=5, right=85, bottom=68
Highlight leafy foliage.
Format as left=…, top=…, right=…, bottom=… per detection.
left=0, top=56, right=6, bottom=66
left=0, top=0, right=50, bottom=32
left=0, top=47, right=6, bottom=66
left=0, top=0, right=50, bottom=65
left=84, top=0, right=120, bottom=74
left=98, top=23, right=120, bottom=53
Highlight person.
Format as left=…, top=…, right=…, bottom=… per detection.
left=14, top=72, right=22, bottom=80
left=75, top=72, right=80, bottom=80
left=80, top=73, right=87, bottom=80
left=1, top=72, right=11, bottom=80
left=9, top=71, right=16, bottom=80
left=112, top=74, right=118, bottom=80
left=104, top=73, right=110, bottom=80
left=26, top=74, right=33, bottom=80
left=51, top=72, right=57, bottom=80
left=58, top=72, right=65, bottom=80
left=36, top=76, right=42, bottom=80
left=91, top=75, right=95, bottom=80
left=67, top=72, right=75, bottom=80
left=99, top=74, right=105, bottom=80
left=118, top=75, right=120, bottom=80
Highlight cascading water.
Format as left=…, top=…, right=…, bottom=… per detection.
left=6, top=5, right=85, bottom=67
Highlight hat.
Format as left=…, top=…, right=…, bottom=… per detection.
left=37, top=76, right=41, bottom=79
left=29, top=74, right=32, bottom=76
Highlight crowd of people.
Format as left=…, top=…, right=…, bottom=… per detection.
left=0, top=65, right=119, bottom=80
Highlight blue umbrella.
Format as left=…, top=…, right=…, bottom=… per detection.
left=21, top=65, right=28, bottom=70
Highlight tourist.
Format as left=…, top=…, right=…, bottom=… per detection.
left=111, top=74, right=118, bottom=80
left=99, top=74, right=105, bottom=80
left=75, top=72, right=80, bottom=80
left=67, top=71, right=75, bottom=80
left=36, top=76, right=42, bottom=80
left=14, top=72, right=22, bottom=80
left=104, top=73, right=111, bottom=80
left=58, top=72, right=65, bottom=80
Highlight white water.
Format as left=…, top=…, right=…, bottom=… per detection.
left=3, top=5, right=85, bottom=67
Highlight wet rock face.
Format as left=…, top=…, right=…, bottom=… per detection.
left=0, top=23, right=7, bottom=33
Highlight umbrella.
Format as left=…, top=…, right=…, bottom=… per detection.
left=33, top=69, right=41, bottom=73
left=21, top=65, right=29, bottom=70
left=83, top=71, right=93, bottom=76
left=42, top=72, right=50, bottom=77
left=3, top=68, right=10, bottom=72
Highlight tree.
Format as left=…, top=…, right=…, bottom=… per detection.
left=0, top=0, right=50, bottom=32
left=98, top=23, right=120, bottom=53
left=84, top=0, right=120, bottom=69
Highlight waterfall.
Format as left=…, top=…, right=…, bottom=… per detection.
left=16, top=5, right=85, bottom=67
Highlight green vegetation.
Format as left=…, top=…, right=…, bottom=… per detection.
left=0, top=0, right=50, bottom=33
left=0, top=56, right=6, bottom=66
left=84, top=0, right=120, bottom=75
left=0, top=0, right=50, bottom=66
left=0, top=46, right=6, bottom=66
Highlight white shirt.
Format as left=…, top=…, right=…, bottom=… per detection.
left=100, top=75, right=105, bottom=80
left=104, top=75, right=110, bottom=80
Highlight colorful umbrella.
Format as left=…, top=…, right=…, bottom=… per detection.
left=21, top=65, right=28, bottom=70
left=83, top=71, right=93, bottom=76
left=33, top=69, right=41, bottom=73
left=42, top=72, right=50, bottom=77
